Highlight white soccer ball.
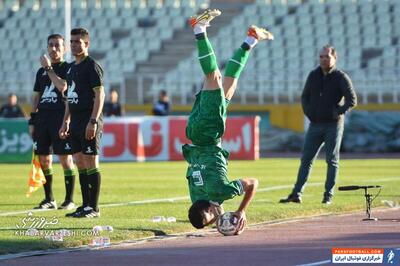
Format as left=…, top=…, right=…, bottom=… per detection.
left=216, top=211, right=245, bottom=236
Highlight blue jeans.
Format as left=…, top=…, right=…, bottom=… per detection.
left=292, top=121, right=344, bottom=198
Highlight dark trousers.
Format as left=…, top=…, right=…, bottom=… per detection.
left=292, top=121, right=344, bottom=198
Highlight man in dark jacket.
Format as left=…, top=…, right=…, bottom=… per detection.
left=152, top=90, right=170, bottom=116
left=280, top=45, right=357, bottom=204
left=103, top=88, right=123, bottom=117
left=0, top=93, right=25, bottom=118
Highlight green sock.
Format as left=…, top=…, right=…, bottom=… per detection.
left=224, top=47, right=250, bottom=78
left=197, top=37, right=218, bottom=75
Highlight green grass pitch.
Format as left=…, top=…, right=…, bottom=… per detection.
left=0, top=158, right=399, bottom=254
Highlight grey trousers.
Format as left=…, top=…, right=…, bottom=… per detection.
left=292, top=121, right=344, bottom=198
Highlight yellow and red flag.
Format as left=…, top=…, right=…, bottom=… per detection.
left=26, top=151, right=46, bottom=197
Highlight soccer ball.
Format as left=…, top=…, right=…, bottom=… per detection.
left=216, top=212, right=245, bottom=236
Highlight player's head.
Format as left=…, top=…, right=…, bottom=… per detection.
left=188, top=200, right=219, bottom=229
left=70, top=27, right=90, bottom=57
left=319, top=45, right=337, bottom=72
left=109, top=88, right=119, bottom=103
left=47, top=34, right=65, bottom=63
left=8, top=93, right=18, bottom=106
left=159, top=90, right=168, bottom=101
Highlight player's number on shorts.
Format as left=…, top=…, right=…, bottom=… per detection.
left=192, top=171, right=204, bottom=186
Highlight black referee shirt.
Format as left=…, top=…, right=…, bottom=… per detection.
left=33, top=61, right=68, bottom=111
left=66, top=56, right=104, bottom=113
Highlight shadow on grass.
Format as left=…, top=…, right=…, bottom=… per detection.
left=126, top=227, right=167, bottom=236
left=0, top=239, right=63, bottom=255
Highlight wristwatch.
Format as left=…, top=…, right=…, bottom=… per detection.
left=89, top=118, right=98, bottom=125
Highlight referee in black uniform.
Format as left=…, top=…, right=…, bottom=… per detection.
left=59, top=28, right=105, bottom=218
left=30, top=34, right=76, bottom=210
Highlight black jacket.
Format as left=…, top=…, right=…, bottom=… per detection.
left=103, top=102, right=122, bottom=117
left=0, top=104, right=25, bottom=118
left=301, top=67, right=357, bottom=123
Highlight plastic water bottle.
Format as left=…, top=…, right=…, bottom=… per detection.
left=89, top=237, right=110, bottom=247
left=152, top=216, right=166, bottom=222
left=166, top=216, right=176, bottom=223
left=92, top=225, right=114, bottom=232
left=45, top=235, right=63, bottom=242
left=26, top=228, right=39, bottom=236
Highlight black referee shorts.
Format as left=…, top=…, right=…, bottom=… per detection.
left=69, top=111, right=103, bottom=155
left=33, top=110, right=73, bottom=155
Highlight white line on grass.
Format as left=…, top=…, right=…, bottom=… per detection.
left=0, top=176, right=398, bottom=217
left=0, top=183, right=320, bottom=217
left=0, top=183, right=324, bottom=217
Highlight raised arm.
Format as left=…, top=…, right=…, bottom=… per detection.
left=40, top=55, right=67, bottom=92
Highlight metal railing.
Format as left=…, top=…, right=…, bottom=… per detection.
left=1, top=70, right=399, bottom=105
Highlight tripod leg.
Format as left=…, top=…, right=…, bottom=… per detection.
left=363, top=191, right=377, bottom=221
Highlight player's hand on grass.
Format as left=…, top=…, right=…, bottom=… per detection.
left=233, top=210, right=246, bottom=224
left=233, top=210, right=246, bottom=235
left=59, top=122, right=69, bottom=139
left=85, top=123, right=97, bottom=140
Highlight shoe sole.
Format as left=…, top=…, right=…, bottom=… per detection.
left=248, top=25, right=274, bottom=41
left=190, top=9, right=221, bottom=27
left=58, top=205, right=76, bottom=210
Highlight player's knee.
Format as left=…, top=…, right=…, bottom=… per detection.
left=39, top=156, right=51, bottom=169
left=188, top=200, right=210, bottom=229
left=59, top=155, right=74, bottom=169
left=74, top=159, right=86, bottom=170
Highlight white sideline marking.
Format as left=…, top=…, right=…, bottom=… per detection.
left=0, top=196, right=188, bottom=217
left=0, top=183, right=322, bottom=217
left=296, top=260, right=331, bottom=266
left=0, top=176, right=398, bottom=217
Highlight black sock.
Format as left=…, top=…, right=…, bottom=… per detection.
left=195, top=32, right=206, bottom=40
left=78, top=169, right=90, bottom=207
left=64, top=169, right=75, bottom=202
left=43, top=169, right=54, bottom=201
left=87, top=168, right=101, bottom=212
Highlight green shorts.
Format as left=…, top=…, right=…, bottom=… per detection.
left=182, top=144, right=243, bottom=204
left=185, top=88, right=228, bottom=146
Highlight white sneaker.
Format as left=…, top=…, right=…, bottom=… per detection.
left=34, top=199, right=57, bottom=209
left=189, top=9, right=222, bottom=28
left=247, top=25, right=274, bottom=41
left=58, top=201, right=76, bottom=210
